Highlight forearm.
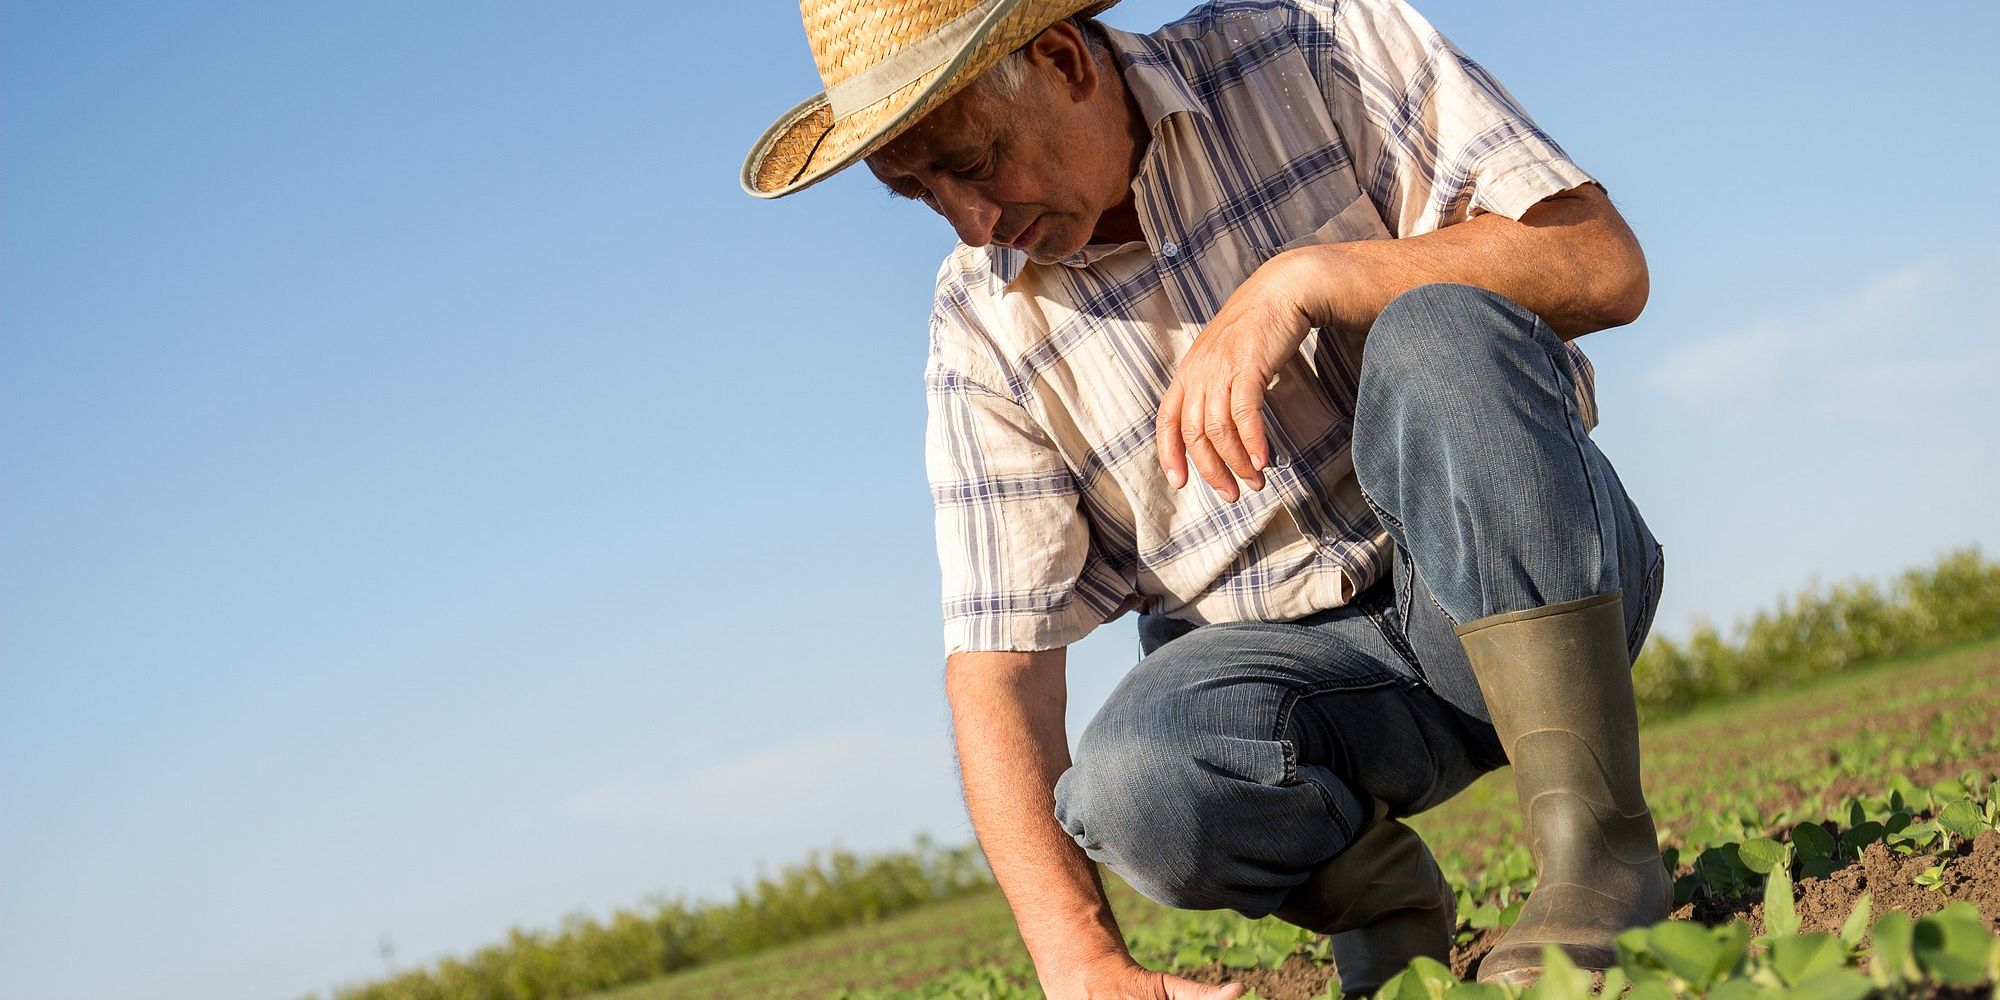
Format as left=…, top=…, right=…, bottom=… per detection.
left=945, top=648, right=1130, bottom=992
left=1293, top=183, right=1649, bottom=341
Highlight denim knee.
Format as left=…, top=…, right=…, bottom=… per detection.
left=1052, top=721, right=1272, bottom=911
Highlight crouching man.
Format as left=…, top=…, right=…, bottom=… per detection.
left=742, top=1, right=1670, bottom=997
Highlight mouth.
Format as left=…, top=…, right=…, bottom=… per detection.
left=1003, top=216, right=1042, bottom=249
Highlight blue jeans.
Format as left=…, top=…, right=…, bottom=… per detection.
left=1050, top=284, right=1665, bottom=918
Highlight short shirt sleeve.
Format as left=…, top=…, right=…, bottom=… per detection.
left=924, top=269, right=1134, bottom=655
left=1289, top=0, right=1599, bottom=237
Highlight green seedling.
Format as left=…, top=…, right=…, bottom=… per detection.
left=1937, top=798, right=1985, bottom=841
left=1914, top=860, right=1947, bottom=892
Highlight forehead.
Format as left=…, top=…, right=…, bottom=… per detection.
left=864, top=86, right=1006, bottom=180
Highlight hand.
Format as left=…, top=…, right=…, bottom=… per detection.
left=1156, top=249, right=1323, bottom=502
left=1061, top=952, right=1249, bottom=1000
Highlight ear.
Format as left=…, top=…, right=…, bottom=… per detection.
left=1022, top=21, right=1098, bottom=103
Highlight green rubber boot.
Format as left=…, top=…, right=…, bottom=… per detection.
left=1273, top=798, right=1456, bottom=996
left=1454, top=589, right=1670, bottom=987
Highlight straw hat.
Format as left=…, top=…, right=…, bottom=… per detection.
left=741, top=0, right=1122, bottom=199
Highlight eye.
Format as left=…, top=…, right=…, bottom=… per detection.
left=951, top=155, right=994, bottom=181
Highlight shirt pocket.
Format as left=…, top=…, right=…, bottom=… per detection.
left=1257, top=190, right=1394, bottom=256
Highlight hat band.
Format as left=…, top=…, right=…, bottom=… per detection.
left=825, top=0, right=1009, bottom=118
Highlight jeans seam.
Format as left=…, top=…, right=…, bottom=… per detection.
left=1627, top=541, right=1664, bottom=660
left=1274, top=737, right=1349, bottom=842
left=1360, top=480, right=1461, bottom=632
left=1530, top=314, right=1611, bottom=602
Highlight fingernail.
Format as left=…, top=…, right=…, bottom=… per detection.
left=1167, top=468, right=1184, bottom=488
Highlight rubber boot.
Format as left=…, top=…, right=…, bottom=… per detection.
left=1273, top=798, right=1456, bottom=996
left=1453, top=589, right=1670, bottom=986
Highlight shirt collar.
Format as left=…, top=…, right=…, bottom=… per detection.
left=982, top=22, right=1209, bottom=288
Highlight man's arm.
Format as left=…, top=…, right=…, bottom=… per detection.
left=1292, top=181, right=1648, bottom=341
left=945, top=648, right=1244, bottom=1000
left=1153, top=184, right=1643, bottom=500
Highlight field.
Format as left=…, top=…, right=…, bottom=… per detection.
left=594, top=636, right=2000, bottom=1000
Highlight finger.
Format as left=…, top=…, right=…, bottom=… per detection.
left=1156, top=379, right=1188, bottom=488
left=1181, top=416, right=1237, bottom=503
left=1163, top=976, right=1247, bottom=1000
left=1201, top=375, right=1262, bottom=493
left=1228, top=370, right=1270, bottom=486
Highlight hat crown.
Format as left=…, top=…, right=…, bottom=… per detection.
left=802, top=0, right=990, bottom=94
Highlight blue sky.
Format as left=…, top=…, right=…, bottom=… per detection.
left=2, top=2, right=1994, bottom=999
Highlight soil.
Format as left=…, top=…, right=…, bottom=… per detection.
left=1671, top=831, right=2000, bottom=937
left=1180, top=953, right=1337, bottom=998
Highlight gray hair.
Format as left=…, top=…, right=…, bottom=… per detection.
left=970, top=15, right=1109, bottom=100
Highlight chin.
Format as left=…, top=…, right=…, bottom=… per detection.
left=1025, top=223, right=1080, bottom=264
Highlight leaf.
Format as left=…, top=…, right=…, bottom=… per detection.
left=1712, top=920, right=1753, bottom=982
left=1385, top=956, right=1458, bottom=1000
left=1899, top=822, right=1940, bottom=848
left=1762, top=863, right=1800, bottom=939
left=1838, top=821, right=1883, bottom=854
left=1937, top=799, right=1984, bottom=840
left=1645, top=921, right=1722, bottom=987
left=1792, top=822, right=1837, bottom=859
left=1837, top=894, right=1872, bottom=948
left=1441, top=984, right=1506, bottom=1000
left=1527, top=944, right=1590, bottom=1000
left=1625, top=981, right=1674, bottom=1000
left=1672, top=873, right=1701, bottom=907
left=1703, top=979, right=1763, bottom=1000
left=1696, top=847, right=1743, bottom=892
left=1739, top=838, right=1789, bottom=875
left=1914, top=862, right=1945, bottom=891
left=1868, top=910, right=1916, bottom=987
left=1379, top=965, right=1421, bottom=1000
left=1616, top=926, right=1654, bottom=968
left=1221, top=943, right=1259, bottom=969
left=1769, top=934, right=1845, bottom=987
left=1912, top=904, right=1992, bottom=986
left=1787, top=967, right=1873, bottom=1000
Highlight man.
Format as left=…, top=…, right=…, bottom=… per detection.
left=742, top=1, right=1669, bottom=998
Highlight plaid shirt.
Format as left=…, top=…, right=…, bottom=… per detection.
left=924, top=0, right=1601, bottom=655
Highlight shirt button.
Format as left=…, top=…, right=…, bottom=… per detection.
left=1160, top=241, right=1180, bottom=258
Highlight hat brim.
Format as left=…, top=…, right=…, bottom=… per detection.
left=741, top=0, right=1121, bottom=200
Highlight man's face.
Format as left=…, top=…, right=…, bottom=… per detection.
left=864, top=51, right=1130, bottom=264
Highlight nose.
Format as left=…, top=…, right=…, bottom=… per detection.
left=928, top=177, right=1003, bottom=247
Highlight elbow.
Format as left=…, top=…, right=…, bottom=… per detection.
left=1602, top=259, right=1649, bottom=328
left=1591, top=241, right=1649, bottom=330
